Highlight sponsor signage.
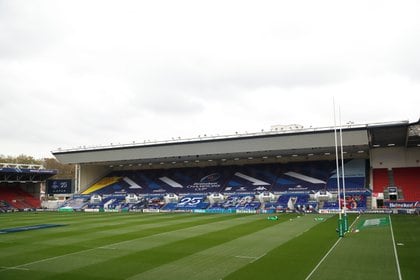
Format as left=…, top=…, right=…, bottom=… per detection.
left=47, top=179, right=73, bottom=194
left=185, top=173, right=223, bottom=192
left=186, top=182, right=221, bottom=192
left=176, top=196, right=205, bottom=208
left=385, top=201, right=419, bottom=208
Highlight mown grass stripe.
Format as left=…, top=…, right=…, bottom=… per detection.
left=0, top=213, right=241, bottom=267
left=0, top=214, right=247, bottom=272
left=223, top=214, right=341, bottom=280
left=305, top=237, right=342, bottom=280
left=0, top=212, right=183, bottom=236
left=0, top=212, right=187, bottom=243
left=305, top=214, right=360, bottom=280
left=0, top=213, right=216, bottom=260
left=391, top=215, right=420, bottom=280
left=0, top=214, right=212, bottom=241
left=1, top=212, right=417, bottom=280
left=128, top=214, right=328, bottom=280
left=40, top=215, right=281, bottom=279
left=308, top=214, right=399, bottom=280
left=389, top=215, right=402, bottom=280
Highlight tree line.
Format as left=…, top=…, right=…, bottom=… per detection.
left=0, top=154, right=75, bottom=179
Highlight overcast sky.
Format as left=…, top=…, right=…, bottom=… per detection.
left=1, top=0, right=419, bottom=159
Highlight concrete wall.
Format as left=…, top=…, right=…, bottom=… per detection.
left=369, top=147, right=420, bottom=196
left=78, top=165, right=111, bottom=193
left=370, top=147, right=420, bottom=169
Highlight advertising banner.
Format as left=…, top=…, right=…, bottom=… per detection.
left=47, top=179, right=73, bottom=194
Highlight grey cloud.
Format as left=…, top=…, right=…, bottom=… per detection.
left=139, top=91, right=205, bottom=116
left=1, top=1, right=419, bottom=158
left=0, top=2, right=59, bottom=60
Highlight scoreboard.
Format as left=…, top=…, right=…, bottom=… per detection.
left=46, top=179, right=73, bottom=194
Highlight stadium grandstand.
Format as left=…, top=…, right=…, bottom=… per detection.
left=45, top=119, right=419, bottom=214
left=0, top=163, right=57, bottom=212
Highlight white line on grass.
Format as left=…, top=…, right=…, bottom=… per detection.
left=0, top=214, right=241, bottom=273
left=234, top=253, right=266, bottom=263
left=305, top=214, right=360, bottom=280
left=0, top=224, right=185, bottom=272
left=251, top=253, right=266, bottom=263
left=388, top=215, right=403, bottom=280
left=0, top=247, right=99, bottom=272
left=235, top=255, right=256, bottom=259
left=0, top=266, right=29, bottom=271
left=304, top=237, right=342, bottom=280
left=0, top=227, right=163, bottom=273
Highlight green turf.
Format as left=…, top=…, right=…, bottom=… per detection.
left=0, top=212, right=418, bottom=280
left=391, top=215, right=420, bottom=280
left=224, top=213, right=343, bottom=280
left=307, top=214, right=400, bottom=280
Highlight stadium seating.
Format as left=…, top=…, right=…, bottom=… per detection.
left=81, top=177, right=123, bottom=194
left=326, top=159, right=367, bottom=191
left=143, top=195, right=165, bottom=209
left=318, top=191, right=368, bottom=211
left=66, top=159, right=369, bottom=212
left=322, top=201, right=339, bottom=209
left=372, top=168, right=390, bottom=193
left=393, top=167, right=420, bottom=201
left=60, top=195, right=89, bottom=210
left=223, top=194, right=260, bottom=210
left=0, top=200, right=14, bottom=212
left=0, top=185, right=40, bottom=210
left=86, top=159, right=367, bottom=195
left=125, top=200, right=148, bottom=210
left=373, top=167, right=420, bottom=201
left=175, top=195, right=209, bottom=210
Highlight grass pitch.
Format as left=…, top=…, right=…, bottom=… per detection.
left=0, top=212, right=418, bottom=280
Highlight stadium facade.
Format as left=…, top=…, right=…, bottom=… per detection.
left=47, top=119, right=420, bottom=213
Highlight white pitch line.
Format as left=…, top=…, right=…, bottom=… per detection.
left=0, top=266, right=29, bottom=271
left=388, top=215, right=403, bottom=280
left=235, top=255, right=257, bottom=259
left=0, top=230, right=151, bottom=273
left=305, top=215, right=360, bottom=280
left=252, top=253, right=266, bottom=263
left=0, top=215, right=240, bottom=273
left=235, top=253, right=266, bottom=263
left=305, top=237, right=342, bottom=280
left=0, top=247, right=99, bottom=273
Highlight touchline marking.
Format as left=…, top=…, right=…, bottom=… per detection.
left=0, top=266, right=29, bottom=271
left=389, top=215, right=403, bottom=280
left=305, top=215, right=360, bottom=280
